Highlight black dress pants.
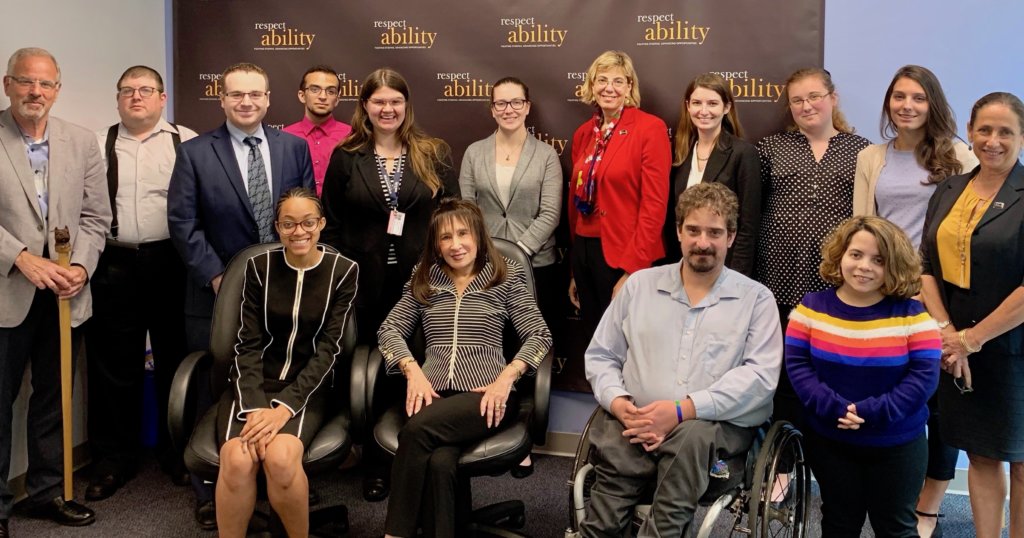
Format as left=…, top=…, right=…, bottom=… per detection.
left=85, top=240, right=187, bottom=475
left=0, top=289, right=82, bottom=518
left=384, top=391, right=518, bottom=538
left=571, top=236, right=624, bottom=343
left=804, top=428, right=926, bottom=537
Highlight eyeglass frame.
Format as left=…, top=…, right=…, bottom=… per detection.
left=366, top=97, right=406, bottom=109
left=275, top=218, right=323, bottom=234
left=788, top=91, right=832, bottom=108
left=222, top=90, right=270, bottom=102
left=5, top=75, right=60, bottom=92
left=593, top=76, right=630, bottom=90
left=118, top=86, right=161, bottom=98
left=304, top=85, right=339, bottom=97
left=492, top=99, right=528, bottom=112
left=953, top=375, right=973, bottom=395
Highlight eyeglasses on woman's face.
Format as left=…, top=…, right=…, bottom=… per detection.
left=492, top=99, right=528, bottom=112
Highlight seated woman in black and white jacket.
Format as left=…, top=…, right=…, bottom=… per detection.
left=378, top=198, right=552, bottom=538
left=215, top=187, right=358, bottom=537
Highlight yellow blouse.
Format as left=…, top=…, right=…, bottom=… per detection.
left=936, top=183, right=992, bottom=289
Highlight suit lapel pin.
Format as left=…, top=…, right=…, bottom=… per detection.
left=994, top=201, right=1005, bottom=209
left=618, top=129, right=628, bottom=136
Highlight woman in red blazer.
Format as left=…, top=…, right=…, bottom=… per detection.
left=568, top=50, right=671, bottom=335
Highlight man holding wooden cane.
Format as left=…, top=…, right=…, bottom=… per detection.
left=0, top=47, right=110, bottom=533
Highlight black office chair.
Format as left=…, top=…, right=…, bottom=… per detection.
left=168, top=242, right=362, bottom=537
left=357, top=238, right=553, bottom=537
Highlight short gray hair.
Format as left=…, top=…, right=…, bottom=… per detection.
left=6, top=47, right=61, bottom=81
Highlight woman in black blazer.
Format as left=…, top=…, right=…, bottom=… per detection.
left=320, top=67, right=458, bottom=501
left=321, top=68, right=459, bottom=345
left=919, top=92, right=1024, bottom=538
left=662, top=73, right=761, bottom=277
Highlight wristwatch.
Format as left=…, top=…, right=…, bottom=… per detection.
left=936, top=320, right=951, bottom=329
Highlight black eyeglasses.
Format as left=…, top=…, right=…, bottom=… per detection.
left=223, top=91, right=268, bottom=102
left=492, top=99, right=527, bottom=111
left=305, top=85, right=339, bottom=97
left=954, top=376, right=973, bottom=395
left=276, top=218, right=321, bottom=234
left=118, top=86, right=160, bottom=98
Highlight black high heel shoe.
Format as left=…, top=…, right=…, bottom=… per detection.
left=915, top=510, right=943, bottom=538
left=510, top=456, right=534, bottom=479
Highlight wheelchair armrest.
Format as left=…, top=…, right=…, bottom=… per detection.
left=349, top=343, right=372, bottom=443
left=529, top=350, right=554, bottom=445
left=168, top=350, right=212, bottom=453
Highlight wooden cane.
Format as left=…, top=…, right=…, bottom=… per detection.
left=54, top=226, right=74, bottom=501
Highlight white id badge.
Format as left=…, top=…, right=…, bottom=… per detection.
left=387, top=209, right=406, bottom=236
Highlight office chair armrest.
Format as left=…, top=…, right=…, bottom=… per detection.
left=529, top=350, right=554, bottom=445
left=349, top=343, right=372, bottom=443
left=168, top=350, right=212, bottom=453
left=364, top=346, right=388, bottom=422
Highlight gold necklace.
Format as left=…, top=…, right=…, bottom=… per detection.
left=497, top=132, right=527, bottom=162
left=956, top=180, right=991, bottom=286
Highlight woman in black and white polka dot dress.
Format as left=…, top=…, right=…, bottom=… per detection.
left=756, top=67, right=870, bottom=425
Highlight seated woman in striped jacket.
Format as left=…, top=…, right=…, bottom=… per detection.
left=377, top=198, right=552, bottom=538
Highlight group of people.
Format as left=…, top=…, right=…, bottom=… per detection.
left=0, top=43, right=1021, bottom=538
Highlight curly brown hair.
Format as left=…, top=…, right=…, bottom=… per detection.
left=819, top=216, right=921, bottom=299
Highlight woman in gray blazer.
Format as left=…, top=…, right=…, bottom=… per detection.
left=460, top=76, right=562, bottom=300
left=459, top=77, right=562, bottom=477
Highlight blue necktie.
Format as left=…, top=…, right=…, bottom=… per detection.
left=244, top=136, right=274, bottom=243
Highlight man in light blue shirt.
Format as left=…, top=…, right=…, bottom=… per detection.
left=582, top=182, right=782, bottom=537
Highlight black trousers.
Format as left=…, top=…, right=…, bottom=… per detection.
left=384, top=391, right=518, bottom=538
left=571, top=236, right=624, bottom=344
left=774, top=303, right=803, bottom=429
left=804, top=428, right=926, bottom=537
left=925, top=392, right=958, bottom=480
left=85, top=240, right=187, bottom=474
left=0, top=289, right=82, bottom=517
left=533, top=263, right=564, bottom=347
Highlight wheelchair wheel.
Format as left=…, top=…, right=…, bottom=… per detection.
left=746, top=421, right=809, bottom=537
left=565, top=408, right=603, bottom=536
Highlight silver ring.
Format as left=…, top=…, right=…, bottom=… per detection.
left=499, top=403, right=507, bottom=409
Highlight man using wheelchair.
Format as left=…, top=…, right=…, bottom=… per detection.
left=581, top=182, right=782, bottom=537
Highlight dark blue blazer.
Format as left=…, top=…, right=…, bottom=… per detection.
left=921, top=161, right=1024, bottom=355
left=168, top=122, right=314, bottom=316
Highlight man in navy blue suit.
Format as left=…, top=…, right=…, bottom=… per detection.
left=166, top=62, right=313, bottom=529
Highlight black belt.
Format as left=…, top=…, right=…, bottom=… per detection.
left=105, top=238, right=173, bottom=251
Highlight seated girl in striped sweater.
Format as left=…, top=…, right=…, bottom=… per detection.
left=785, top=215, right=941, bottom=537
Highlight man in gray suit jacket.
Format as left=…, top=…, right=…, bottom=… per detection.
left=0, top=47, right=110, bottom=530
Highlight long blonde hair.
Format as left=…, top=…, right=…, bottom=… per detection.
left=341, top=68, right=450, bottom=195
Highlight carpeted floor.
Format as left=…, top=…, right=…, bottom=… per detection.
left=8, top=451, right=1000, bottom=537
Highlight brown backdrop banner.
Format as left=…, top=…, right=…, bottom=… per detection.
left=174, top=0, right=824, bottom=392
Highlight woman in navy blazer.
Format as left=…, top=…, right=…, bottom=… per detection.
left=320, top=68, right=458, bottom=502
left=662, top=73, right=761, bottom=277
left=919, top=92, right=1024, bottom=538
left=321, top=68, right=458, bottom=346
left=567, top=50, right=671, bottom=339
